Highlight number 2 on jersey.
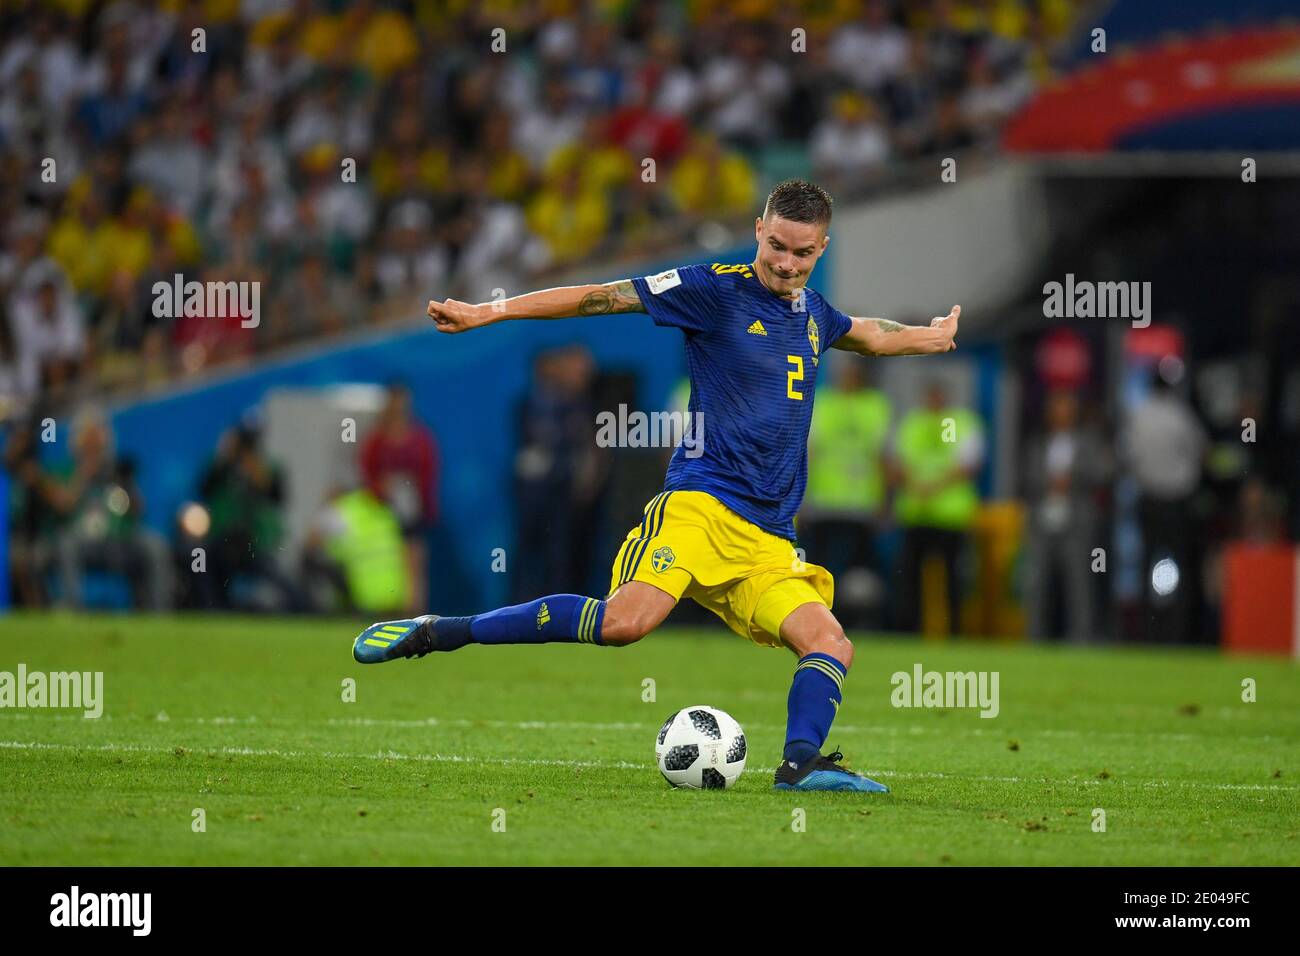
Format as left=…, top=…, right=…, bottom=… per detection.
left=787, top=355, right=804, bottom=400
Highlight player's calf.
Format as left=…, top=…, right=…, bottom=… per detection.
left=350, top=583, right=676, bottom=662
left=600, top=582, right=678, bottom=646
left=351, top=595, right=605, bottom=663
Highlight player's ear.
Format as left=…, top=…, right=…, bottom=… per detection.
left=754, top=216, right=764, bottom=241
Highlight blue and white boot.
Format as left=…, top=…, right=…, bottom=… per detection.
left=773, top=750, right=890, bottom=793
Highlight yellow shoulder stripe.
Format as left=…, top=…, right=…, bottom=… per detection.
left=710, top=263, right=754, bottom=279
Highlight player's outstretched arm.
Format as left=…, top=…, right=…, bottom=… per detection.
left=833, top=305, right=960, bottom=356
left=426, top=279, right=645, bottom=334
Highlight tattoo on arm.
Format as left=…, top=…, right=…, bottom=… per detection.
left=835, top=317, right=908, bottom=355
left=578, top=279, right=645, bottom=316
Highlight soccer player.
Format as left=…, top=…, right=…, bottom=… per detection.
left=352, top=180, right=959, bottom=792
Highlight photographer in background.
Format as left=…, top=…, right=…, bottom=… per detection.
left=4, top=409, right=60, bottom=605
left=186, top=412, right=303, bottom=612
left=47, top=409, right=172, bottom=610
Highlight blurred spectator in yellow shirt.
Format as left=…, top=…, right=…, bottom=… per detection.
left=669, top=133, right=756, bottom=220
left=371, top=107, right=453, bottom=198
left=293, top=3, right=347, bottom=65
left=988, top=0, right=1030, bottom=41
left=482, top=112, right=534, bottom=204
left=349, top=1, right=420, bottom=79
left=526, top=163, right=611, bottom=266
left=102, top=188, right=156, bottom=283
left=47, top=182, right=115, bottom=294
left=545, top=116, right=635, bottom=196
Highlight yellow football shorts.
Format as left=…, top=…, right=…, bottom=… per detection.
left=607, top=490, right=835, bottom=647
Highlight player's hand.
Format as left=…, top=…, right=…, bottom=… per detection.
left=931, top=304, right=960, bottom=351
left=427, top=298, right=491, bottom=334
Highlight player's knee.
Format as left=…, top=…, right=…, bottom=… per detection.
left=807, top=626, right=853, bottom=670
left=835, top=632, right=854, bottom=670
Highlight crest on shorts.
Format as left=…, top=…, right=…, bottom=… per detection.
left=806, top=317, right=820, bottom=366
left=651, top=546, right=676, bottom=573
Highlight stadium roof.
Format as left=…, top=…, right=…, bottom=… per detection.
left=1006, top=1, right=1300, bottom=152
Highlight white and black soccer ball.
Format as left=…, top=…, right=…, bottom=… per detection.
left=655, top=705, right=746, bottom=789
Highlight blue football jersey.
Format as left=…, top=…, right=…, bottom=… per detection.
left=631, top=262, right=855, bottom=541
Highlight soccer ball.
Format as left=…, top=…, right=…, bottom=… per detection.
left=655, top=705, right=747, bottom=789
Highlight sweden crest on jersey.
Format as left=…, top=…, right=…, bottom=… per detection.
left=806, top=317, right=820, bottom=366
left=651, top=546, right=676, bottom=573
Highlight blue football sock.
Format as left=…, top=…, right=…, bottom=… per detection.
left=783, top=652, right=846, bottom=764
left=456, top=595, right=606, bottom=646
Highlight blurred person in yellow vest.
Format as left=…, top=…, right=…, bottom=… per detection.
left=799, top=354, right=892, bottom=628
left=302, top=484, right=411, bottom=615
left=891, top=379, right=984, bottom=634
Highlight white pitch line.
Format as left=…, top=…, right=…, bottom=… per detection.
left=0, top=740, right=1294, bottom=793
left=868, top=769, right=1298, bottom=793
left=0, top=711, right=1293, bottom=745
left=0, top=739, right=646, bottom=771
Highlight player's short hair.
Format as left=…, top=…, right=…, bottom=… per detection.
left=762, top=179, right=833, bottom=228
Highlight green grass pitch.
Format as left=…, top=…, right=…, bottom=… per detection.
left=1, top=613, right=1296, bottom=866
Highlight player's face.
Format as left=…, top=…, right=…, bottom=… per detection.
left=753, top=215, right=829, bottom=298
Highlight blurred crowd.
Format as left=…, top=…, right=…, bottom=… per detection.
left=6, top=380, right=440, bottom=615
left=0, top=0, right=1083, bottom=419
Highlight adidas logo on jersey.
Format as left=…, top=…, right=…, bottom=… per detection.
left=747, top=320, right=767, bottom=336
left=537, top=602, right=551, bottom=629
